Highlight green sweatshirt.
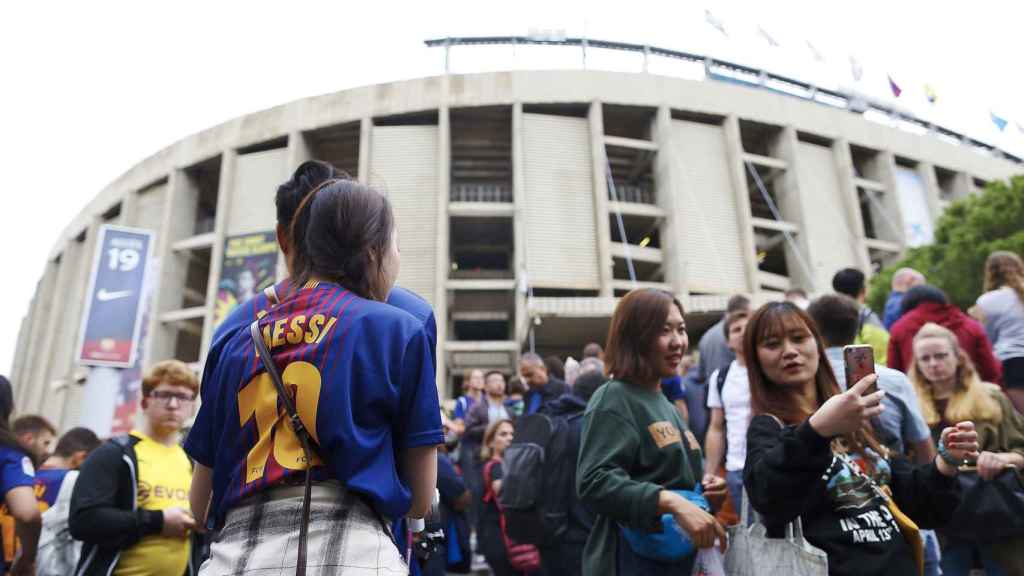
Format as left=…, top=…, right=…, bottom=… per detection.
left=576, top=379, right=703, bottom=573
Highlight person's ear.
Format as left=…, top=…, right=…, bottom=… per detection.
left=140, top=396, right=149, bottom=411
left=70, top=451, right=88, bottom=469
left=276, top=224, right=290, bottom=256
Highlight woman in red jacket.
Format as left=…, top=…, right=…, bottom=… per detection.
left=888, top=285, right=1002, bottom=383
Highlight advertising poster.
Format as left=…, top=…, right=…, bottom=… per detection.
left=76, top=225, right=153, bottom=367
left=213, top=231, right=278, bottom=328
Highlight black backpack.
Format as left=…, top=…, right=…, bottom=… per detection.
left=497, top=412, right=576, bottom=546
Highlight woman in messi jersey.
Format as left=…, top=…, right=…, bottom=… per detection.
left=0, top=376, right=41, bottom=576
left=186, top=179, right=443, bottom=575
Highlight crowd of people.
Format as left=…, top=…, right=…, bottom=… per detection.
left=0, top=159, right=1020, bottom=576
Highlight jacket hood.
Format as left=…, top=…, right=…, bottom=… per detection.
left=542, top=393, right=587, bottom=416
left=910, top=301, right=966, bottom=331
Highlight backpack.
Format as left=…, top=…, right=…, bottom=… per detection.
left=497, top=412, right=575, bottom=546
left=37, top=470, right=80, bottom=576
left=483, top=460, right=541, bottom=572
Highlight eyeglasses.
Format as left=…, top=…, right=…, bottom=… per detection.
left=148, top=391, right=196, bottom=404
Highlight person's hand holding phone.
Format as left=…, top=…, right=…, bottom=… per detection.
left=809, top=374, right=885, bottom=438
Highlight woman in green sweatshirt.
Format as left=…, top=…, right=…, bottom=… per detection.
left=576, top=289, right=728, bottom=574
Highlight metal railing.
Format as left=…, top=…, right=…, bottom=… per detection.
left=450, top=183, right=513, bottom=203
left=425, top=36, right=1021, bottom=164
left=609, top=183, right=656, bottom=205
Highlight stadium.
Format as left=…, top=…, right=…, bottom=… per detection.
left=10, top=37, right=1022, bottom=432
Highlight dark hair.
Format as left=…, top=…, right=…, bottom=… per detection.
left=544, top=356, right=566, bottom=380
left=723, top=309, right=751, bottom=338
left=573, top=370, right=606, bottom=402
left=53, top=427, right=101, bottom=458
left=582, top=342, right=603, bottom=359
left=13, top=415, right=56, bottom=437
left=506, top=377, right=528, bottom=396
left=483, top=370, right=505, bottom=381
left=289, top=179, right=395, bottom=300
left=807, top=294, right=861, bottom=347
left=605, top=289, right=685, bottom=385
left=276, top=160, right=349, bottom=228
left=900, top=284, right=949, bottom=314
left=832, top=268, right=867, bottom=299
left=0, top=377, right=22, bottom=457
left=727, top=294, right=751, bottom=314
left=744, top=302, right=883, bottom=463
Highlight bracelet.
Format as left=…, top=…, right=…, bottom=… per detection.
left=937, top=446, right=962, bottom=469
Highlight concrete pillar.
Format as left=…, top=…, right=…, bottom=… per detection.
left=832, top=139, right=872, bottom=274
left=651, top=106, right=687, bottom=298
left=201, top=151, right=237, bottom=359
left=587, top=102, right=614, bottom=297
left=512, top=103, right=529, bottom=349
left=773, top=127, right=815, bottom=292
left=23, top=242, right=76, bottom=419
left=358, top=117, right=372, bottom=183
left=434, top=80, right=451, bottom=400
left=145, top=169, right=193, bottom=366
left=917, top=162, right=943, bottom=222
left=50, top=217, right=102, bottom=426
left=876, top=152, right=908, bottom=251
left=119, top=189, right=140, bottom=227
left=953, top=172, right=971, bottom=200
left=722, top=116, right=760, bottom=295
left=10, top=310, right=33, bottom=403
left=279, top=132, right=313, bottom=279
left=15, top=262, right=58, bottom=412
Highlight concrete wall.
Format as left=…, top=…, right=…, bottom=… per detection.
left=13, top=70, right=1024, bottom=420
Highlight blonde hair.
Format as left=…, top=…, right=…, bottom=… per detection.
left=984, top=251, right=1024, bottom=305
left=480, top=418, right=514, bottom=461
left=908, top=323, right=1001, bottom=427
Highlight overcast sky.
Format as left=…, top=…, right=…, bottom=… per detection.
left=1, top=0, right=1022, bottom=374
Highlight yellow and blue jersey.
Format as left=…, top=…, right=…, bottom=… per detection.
left=184, top=281, right=442, bottom=529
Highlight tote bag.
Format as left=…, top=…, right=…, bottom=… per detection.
left=723, top=489, right=828, bottom=576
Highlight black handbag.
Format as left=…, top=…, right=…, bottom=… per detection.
left=943, top=466, right=1024, bottom=543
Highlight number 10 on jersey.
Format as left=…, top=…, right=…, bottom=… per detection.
left=238, top=361, right=323, bottom=483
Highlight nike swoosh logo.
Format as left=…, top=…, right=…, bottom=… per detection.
left=97, top=289, right=133, bottom=302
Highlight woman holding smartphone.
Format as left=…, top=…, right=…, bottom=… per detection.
left=908, top=322, right=1024, bottom=575
left=743, top=302, right=978, bottom=576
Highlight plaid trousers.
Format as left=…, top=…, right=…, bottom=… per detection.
left=200, top=483, right=407, bottom=575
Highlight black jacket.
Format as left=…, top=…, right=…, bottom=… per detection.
left=69, top=435, right=197, bottom=576
left=523, top=377, right=569, bottom=415
left=744, top=415, right=959, bottom=576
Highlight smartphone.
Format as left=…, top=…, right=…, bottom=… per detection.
left=843, top=344, right=876, bottom=393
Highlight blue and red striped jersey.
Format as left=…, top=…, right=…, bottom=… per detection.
left=185, top=280, right=442, bottom=528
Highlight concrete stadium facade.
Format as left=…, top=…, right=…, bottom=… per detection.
left=10, top=70, right=1021, bottom=429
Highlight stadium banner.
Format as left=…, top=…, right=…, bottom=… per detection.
left=213, top=231, right=278, bottom=328
left=895, top=166, right=935, bottom=248
left=76, top=225, right=154, bottom=368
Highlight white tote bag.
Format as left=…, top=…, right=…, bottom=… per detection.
left=723, top=489, right=828, bottom=576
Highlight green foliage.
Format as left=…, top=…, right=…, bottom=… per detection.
left=868, top=175, right=1024, bottom=312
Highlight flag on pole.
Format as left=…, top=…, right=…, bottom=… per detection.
left=990, top=111, right=1008, bottom=132
left=888, top=75, right=902, bottom=98
left=806, top=41, right=825, bottom=63
left=849, top=55, right=864, bottom=81
left=705, top=9, right=728, bottom=37
left=924, top=84, right=937, bottom=104
left=758, top=26, right=780, bottom=48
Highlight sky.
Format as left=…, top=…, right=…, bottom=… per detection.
left=1, top=0, right=1022, bottom=374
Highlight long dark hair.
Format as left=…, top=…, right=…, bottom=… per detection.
left=288, top=179, right=395, bottom=301
left=605, top=289, right=685, bottom=385
left=744, top=302, right=885, bottom=461
left=0, top=377, right=27, bottom=457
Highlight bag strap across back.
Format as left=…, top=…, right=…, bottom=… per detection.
left=250, top=319, right=316, bottom=576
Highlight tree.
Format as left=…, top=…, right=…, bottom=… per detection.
left=868, top=175, right=1024, bottom=312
